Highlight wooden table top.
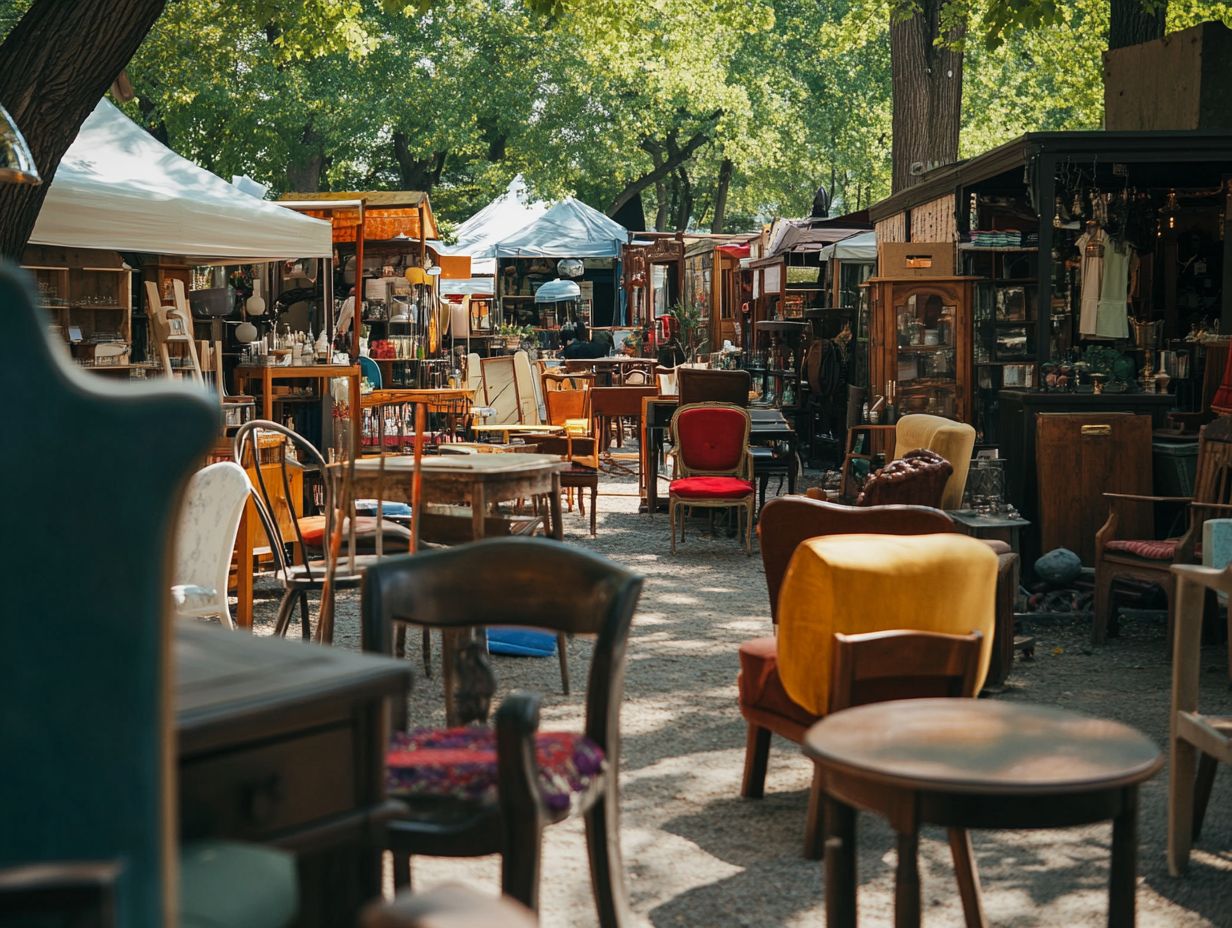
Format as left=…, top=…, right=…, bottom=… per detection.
left=471, top=422, right=564, bottom=433
left=803, top=698, right=1162, bottom=796
left=362, top=387, right=473, bottom=406
left=349, top=452, right=566, bottom=477
left=235, top=363, right=359, bottom=377
left=176, top=622, right=409, bottom=750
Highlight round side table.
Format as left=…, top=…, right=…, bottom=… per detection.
left=802, top=698, right=1163, bottom=928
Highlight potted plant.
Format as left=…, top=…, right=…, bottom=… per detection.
left=668, top=301, right=708, bottom=363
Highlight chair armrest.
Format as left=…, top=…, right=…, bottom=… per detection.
left=495, top=690, right=546, bottom=820
left=1103, top=492, right=1192, bottom=504
left=1190, top=501, right=1232, bottom=512
left=0, top=862, right=120, bottom=923
left=362, top=884, right=538, bottom=928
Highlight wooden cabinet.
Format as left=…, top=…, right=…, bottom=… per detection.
left=867, top=275, right=975, bottom=422
left=22, top=245, right=133, bottom=364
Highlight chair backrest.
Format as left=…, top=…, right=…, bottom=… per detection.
left=234, top=420, right=336, bottom=582
left=542, top=371, right=594, bottom=427
left=777, top=532, right=998, bottom=715
left=528, top=433, right=599, bottom=468
left=893, top=413, right=976, bottom=509
left=1, top=263, right=218, bottom=927
left=359, top=355, right=383, bottom=390
left=174, top=461, right=251, bottom=613
left=361, top=538, right=643, bottom=750
left=1194, top=416, right=1232, bottom=505
left=590, top=385, right=658, bottom=420
left=857, top=448, right=953, bottom=508
left=828, top=630, right=983, bottom=713
left=678, top=367, right=750, bottom=407
left=759, top=496, right=958, bottom=623
left=670, top=402, right=750, bottom=476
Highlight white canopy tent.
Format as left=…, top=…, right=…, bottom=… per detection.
left=451, top=175, right=548, bottom=272
left=494, top=197, right=627, bottom=259
left=818, top=230, right=877, bottom=263
left=29, top=100, right=332, bottom=260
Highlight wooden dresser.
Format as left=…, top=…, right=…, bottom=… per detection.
left=176, top=623, right=411, bottom=927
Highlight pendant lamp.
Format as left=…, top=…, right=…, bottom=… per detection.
left=0, top=105, right=40, bottom=185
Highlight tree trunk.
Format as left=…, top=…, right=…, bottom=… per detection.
left=392, top=131, right=447, bottom=192
left=1109, top=0, right=1167, bottom=50
left=608, top=113, right=721, bottom=216
left=674, top=166, right=693, bottom=232
left=889, top=0, right=965, bottom=193
left=0, top=0, right=168, bottom=258
left=711, top=158, right=733, bottom=233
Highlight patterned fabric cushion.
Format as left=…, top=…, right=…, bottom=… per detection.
left=670, top=476, right=755, bottom=500
left=1105, top=539, right=1179, bottom=560
left=387, top=727, right=605, bottom=815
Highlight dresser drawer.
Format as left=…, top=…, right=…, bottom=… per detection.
left=180, top=725, right=356, bottom=841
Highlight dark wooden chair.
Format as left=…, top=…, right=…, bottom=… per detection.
left=677, top=366, right=751, bottom=407
left=234, top=418, right=364, bottom=642
left=360, top=538, right=644, bottom=927
left=1094, top=416, right=1232, bottom=646
left=525, top=432, right=599, bottom=535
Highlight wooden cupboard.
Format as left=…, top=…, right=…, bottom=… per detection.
left=867, top=275, right=976, bottom=422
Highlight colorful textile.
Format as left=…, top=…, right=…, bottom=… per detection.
left=387, top=727, right=605, bottom=815
left=1105, top=538, right=1178, bottom=561
left=669, top=476, right=754, bottom=500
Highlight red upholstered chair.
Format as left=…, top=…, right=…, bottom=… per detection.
left=668, top=402, right=755, bottom=555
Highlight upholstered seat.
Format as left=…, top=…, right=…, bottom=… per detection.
left=387, top=727, right=606, bottom=816
left=179, top=841, right=298, bottom=928
left=669, top=476, right=755, bottom=500
left=737, top=637, right=819, bottom=740
left=1105, top=538, right=1181, bottom=560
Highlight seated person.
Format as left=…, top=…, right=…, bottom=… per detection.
left=560, top=322, right=609, bottom=360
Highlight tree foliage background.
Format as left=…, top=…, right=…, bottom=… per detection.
left=2, top=0, right=1230, bottom=231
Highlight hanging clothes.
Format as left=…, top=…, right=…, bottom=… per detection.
left=1075, top=226, right=1132, bottom=339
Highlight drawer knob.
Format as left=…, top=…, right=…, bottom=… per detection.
left=242, top=775, right=285, bottom=824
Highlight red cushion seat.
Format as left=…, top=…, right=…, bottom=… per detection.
left=737, top=636, right=820, bottom=740
left=386, top=727, right=605, bottom=815
left=1105, top=538, right=1179, bottom=560
left=670, top=476, right=754, bottom=500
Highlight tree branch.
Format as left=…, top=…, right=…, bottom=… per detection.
left=608, top=111, right=721, bottom=216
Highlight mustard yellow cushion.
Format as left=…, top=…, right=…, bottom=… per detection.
left=777, top=533, right=997, bottom=716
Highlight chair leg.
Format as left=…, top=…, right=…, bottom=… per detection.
left=669, top=499, right=677, bottom=553
left=1192, top=752, right=1218, bottom=841
left=1169, top=730, right=1199, bottom=876
left=1093, top=567, right=1116, bottom=645
left=584, top=785, right=631, bottom=928
left=741, top=722, right=771, bottom=799
left=299, top=591, right=312, bottom=641
left=948, top=828, right=987, bottom=928
left=590, top=485, right=598, bottom=536
left=557, top=632, right=571, bottom=695
left=804, top=763, right=825, bottom=860
left=500, top=815, right=544, bottom=915
left=392, top=853, right=412, bottom=890
left=745, top=500, right=754, bottom=555
left=273, top=590, right=298, bottom=637
left=422, top=626, right=433, bottom=678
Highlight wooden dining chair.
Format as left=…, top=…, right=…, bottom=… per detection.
left=1168, top=560, right=1232, bottom=875
left=1094, top=416, right=1232, bottom=646
left=677, top=367, right=751, bottom=407
left=360, top=539, right=644, bottom=927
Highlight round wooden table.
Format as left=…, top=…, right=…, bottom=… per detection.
left=802, top=699, right=1162, bottom=928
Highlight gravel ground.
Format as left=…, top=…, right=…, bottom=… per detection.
left=248, top=471, right=1232, bottom=927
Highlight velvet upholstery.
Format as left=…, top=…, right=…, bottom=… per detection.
left=669, top=476, right=755, bottom=500
left=676, top=405, right=748, bottom=472
left=776, top=533, right=997, bottom=715
left=893, top=414, right=976, bottom=510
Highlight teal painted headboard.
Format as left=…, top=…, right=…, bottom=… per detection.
left=0, top=261, right=218, bottom=926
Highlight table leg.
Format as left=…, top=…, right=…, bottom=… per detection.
left=646, top=426, right=661, bottom=515
left=788, top=438, right=800, bottom=495
left=1109, top=788, right=1139, bottom=927
left=895, top=829, right=922, bottom=928
left=549, top=474, right=563, bottom=541
left=263, top=369, right=273, bottom=421
left=471, top=483, right=487, bottom=542
left=824, top=796, right=857, bottom=928
left=350, top=371, right=362, bottom=460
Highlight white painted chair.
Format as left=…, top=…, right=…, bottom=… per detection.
left=172, top=461, right=250, bottom=628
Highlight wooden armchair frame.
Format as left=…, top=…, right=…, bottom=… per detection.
left=360, top=539, right=644, bottom=926
left=668, top=402, right=755, bottom=555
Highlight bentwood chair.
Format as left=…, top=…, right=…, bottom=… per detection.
left=668, top=403, right=755, bottom=554
left=234, top=419, right=363, bottom=642
left=171, top=461, right=251, bottom=628
left=361, top=539, right=643, bottom=927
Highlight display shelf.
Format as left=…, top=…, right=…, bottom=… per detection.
left=958, top=244, right=1039, bottom=253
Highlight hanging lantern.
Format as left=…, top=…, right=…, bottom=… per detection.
left=557, top=258, right=584, bottom=279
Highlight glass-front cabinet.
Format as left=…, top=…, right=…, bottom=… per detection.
left=867, top=275, right=975, bottom=422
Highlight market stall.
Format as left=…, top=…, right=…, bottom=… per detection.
left=21, top=99, right=332, bottom=375
left=493, top=197, right=628, bottom=343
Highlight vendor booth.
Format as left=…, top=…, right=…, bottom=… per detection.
left=493, top=197, right=628, bottom=341
left=22, top=99, right=332, bottom=376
